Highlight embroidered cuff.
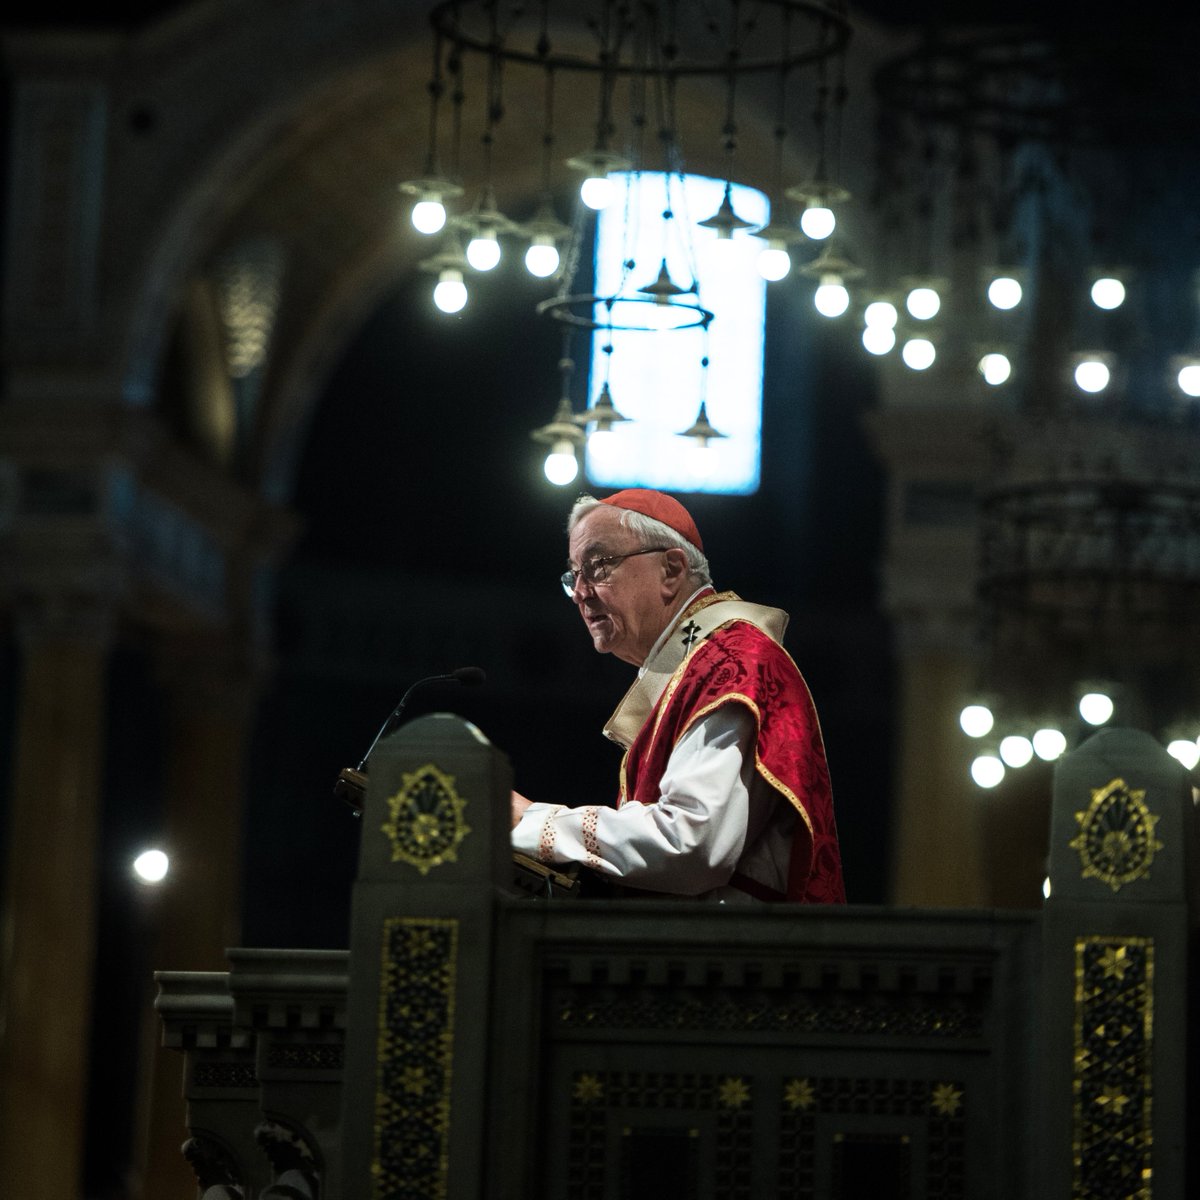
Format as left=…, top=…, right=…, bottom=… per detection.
left=536, top=810, right=557, bottom=863
left=581, top=805, right=602, bottom=871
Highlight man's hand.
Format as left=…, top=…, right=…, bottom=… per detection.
left=511, top=790, right=533, bottom=829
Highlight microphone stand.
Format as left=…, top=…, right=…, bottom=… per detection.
left=333, top=667, right=485, bottom=814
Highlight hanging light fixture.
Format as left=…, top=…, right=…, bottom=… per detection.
left=697, top=182, right=759, bottom=242
left=419, top=236, right=472, bottom=313
left=801, top=244, right=863, bottom=318
left=403, top=1, right=851, bottom=488
left=399, top=27, right=463, bottom=235
left=785, top=23, right=852, bottom=242
left=531, top=359, right=587, bottom=487
left=680, top=399, right=728, bottom=449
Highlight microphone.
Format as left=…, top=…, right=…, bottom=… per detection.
left=333, top=667, right=487, bottom=814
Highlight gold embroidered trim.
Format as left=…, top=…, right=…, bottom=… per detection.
left=683, top=692, right=816, bottom=840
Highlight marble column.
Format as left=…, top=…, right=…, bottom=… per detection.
left=132, top=635, right=262, bottom=1200
left=0, top=599, right=113, bottom=1200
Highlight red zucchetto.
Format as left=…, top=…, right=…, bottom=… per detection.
left=600, top=488, right=704, bottom=552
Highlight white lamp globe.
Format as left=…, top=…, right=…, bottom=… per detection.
left=959, top=704, right=995, bottom=738
left=1078, top=691, right=1114, bottom=725
left=411, top=198, right=447, bottom=235
left=587, top=426, right=618, bottom=465
left=543, top=442, right=578, bottom=485
left=133, top=848, right=169, bottom=885
left=1177, top=364, right=1200, bottom=397
left=800, top=205, right=836, bottom=240
left=987, top=276, right=1022, bottom=310
left=999, top=735, right=1034, bottom=768
left=1032, top=727, right=1068, bottom=761
left=525, top=238, right=560, bottom=278
left=979, top=353, right=1012, bottom=386
left=466, top=231, right=501, bottom=272
left=905, top=286, right=941, bottom=320
left=1167, top=739, right=1200, bottom=770
left=687, top=440, right=715, bottom=479
left=862, top=325, right=896, bottom=356
left=901, top=338, right=936, bottom=370
left=864, top=300, right=899, bottom=329
left=814, top=281, right=850, bottom=318
left=580, top=175, right=615, bottom=211
left=970, top=755, right=1005, bottom=789
left=1074, top=359, right=1110, bottom=393
left=757, top=245, right=792, bottom=282
left=433, top=271, right=468, bottom=314
left=1091, top=277, right=1126, bottom=309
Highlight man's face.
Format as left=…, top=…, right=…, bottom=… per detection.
left=566, top=506, right=683, bottom=666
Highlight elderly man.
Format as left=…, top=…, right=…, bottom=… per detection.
left=511, top=488, right=844, bottom=903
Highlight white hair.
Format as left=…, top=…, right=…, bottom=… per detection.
left=568, top=495, right=712, bottom=587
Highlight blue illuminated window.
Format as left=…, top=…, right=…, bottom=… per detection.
left=585, top=173, right=767, bottom=495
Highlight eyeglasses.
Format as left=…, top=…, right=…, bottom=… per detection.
left=560, top=547, right=670, bottom=597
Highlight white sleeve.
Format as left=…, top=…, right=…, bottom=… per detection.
left=510, top=705, right=757, bottom=895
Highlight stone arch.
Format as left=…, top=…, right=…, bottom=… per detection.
left=101, top=0, right=788, bottom=503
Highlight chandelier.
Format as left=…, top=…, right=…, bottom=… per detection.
left=399, top=0, right=853, bottom=485
left=851, top=22, right=1200, bottom=787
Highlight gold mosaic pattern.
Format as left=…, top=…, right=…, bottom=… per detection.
left=381, top=763, right=471, bottom=875
left=373, top=917, right=458, bottom=1199
left=1073, top=936, right=1154, bottom=1199
left=562, top=1070, right=965, bottom=1199
left=565, top=1071, right=753, bottom=1200
left=1068, top=778, right=1163, bottom=893
left=778, top=1077, right=965, bottom=1199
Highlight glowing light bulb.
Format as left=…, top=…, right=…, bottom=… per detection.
left=411, top=198, right=447, bottom=235
left=905, top=286, right=941, bottom=320
left=814, top=280, right=850, bottom=317
left=1078, top=691, right=1114, bottom=725
left=979, top=353, right=1012, bottom=385
left=970, top=755, right=1005, bottom=788
left=863, top=301, right=898, bottom=329
left=1074, top=360, right=1110, bottom=393
left=543, top=441, right=578, bottom=485
left=133, top=848, right=169, bottom=884
left=901, top=338, right=936, bottom=370
left=800, top=205, right=836, bottom=240
left=688, top=440, right=715, bottom=478
left=580, top=175, right=615, bottom=211
left=999, top=735, right=1034, bottom=768
left=1091, top=277, right=1126, bottom=309
left=1032, top=727, right=1067, bottom=761
left=862, top=325, right=896, bottom=355
left=1177, top=364, right=1200, bottom=397
left=1167, top=739, right=1200, bottom=770
left=959, top=704, right=994, bottom=738
left=525, top=238, right=560, bottom=278
left=757, top=245, right=792, bottom=282
left=433, top=270, right=468, bottom=313
left=587, top=427, right=618, bottom=465
left=987, top=276, right=1022, bottom=310
left=466, top=231, right=501, bottom=271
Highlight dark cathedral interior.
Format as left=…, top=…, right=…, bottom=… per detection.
left=1, top=2, right=1198, bottom=1197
